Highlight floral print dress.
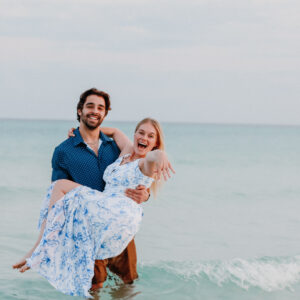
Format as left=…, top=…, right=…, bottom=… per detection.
left=26, top=155, right=154, bottom=298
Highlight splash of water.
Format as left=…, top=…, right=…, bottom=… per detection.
left=140, top=255, right=300, bottom=292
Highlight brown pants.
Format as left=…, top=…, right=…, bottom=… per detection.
left=92, top=239, right=138, bottom=289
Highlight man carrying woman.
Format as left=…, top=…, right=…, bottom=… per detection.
left=52, top=88, right=150, bottom=290
left=13, top=88, right=174, bottom=297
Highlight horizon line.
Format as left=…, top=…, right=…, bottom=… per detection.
left=1, top=117, right=300, bottom=128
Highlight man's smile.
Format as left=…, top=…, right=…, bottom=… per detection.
left=87, top=115, right=100, bottom=120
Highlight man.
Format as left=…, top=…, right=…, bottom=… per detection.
left=51, top=88, right=149, bottom=290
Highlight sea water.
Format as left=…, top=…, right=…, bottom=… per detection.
left=0, top=119, right=300, bottom=299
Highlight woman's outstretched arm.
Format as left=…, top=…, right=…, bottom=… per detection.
left=139, top=150, right=175, bottom=181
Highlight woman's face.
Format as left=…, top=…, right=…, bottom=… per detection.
left=133, top=122, right=158, bottom=157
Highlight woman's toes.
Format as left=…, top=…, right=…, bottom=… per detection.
left=19, top=265, right=30, bottom=273
left=12, top=260, right=26, bottom=269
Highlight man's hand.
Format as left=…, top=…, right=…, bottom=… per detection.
left=125, top=185, right=150, bottom=204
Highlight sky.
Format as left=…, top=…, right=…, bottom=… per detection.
left=0, top=0, right=299, bottom=125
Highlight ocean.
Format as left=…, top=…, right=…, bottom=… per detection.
left=1, top=119, right=300, bottom=299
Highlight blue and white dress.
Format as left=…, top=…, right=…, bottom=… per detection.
left=26, top=155, right=154, bottom=298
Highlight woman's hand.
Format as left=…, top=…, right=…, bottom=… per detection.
left=145, top=150, right=175, bottom=181
left=155, top=151, right=175, bottom=181
left=68, top=128, right=76, bottom=138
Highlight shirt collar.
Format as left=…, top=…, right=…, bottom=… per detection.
left=73, top=127, right=113, bottom=147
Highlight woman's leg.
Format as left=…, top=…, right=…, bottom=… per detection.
left=12, top=219, right=47, bottom=271
left=13, top=179, right=81, bottom=272
left=48, top=179, right=80, bottom=212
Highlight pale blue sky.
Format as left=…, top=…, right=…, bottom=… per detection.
left=1, top=0, right=299, bottom=124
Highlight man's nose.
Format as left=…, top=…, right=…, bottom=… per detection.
left=91, top=108, right=99, bottom=114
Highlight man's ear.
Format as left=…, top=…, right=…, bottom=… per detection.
left=77, top=109, right=82, bottom=117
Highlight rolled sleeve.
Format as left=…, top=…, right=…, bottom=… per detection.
left=51, top=147, right=70, bottom=181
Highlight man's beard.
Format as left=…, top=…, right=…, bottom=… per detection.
left=81, top=114, right=103, bottom=130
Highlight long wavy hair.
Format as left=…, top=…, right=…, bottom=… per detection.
left=135, top=118, right=165, bottom=197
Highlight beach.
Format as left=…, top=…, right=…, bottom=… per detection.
left=1, top=119, right=300, bottom=299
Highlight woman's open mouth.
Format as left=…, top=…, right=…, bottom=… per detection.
left=137, top=142, right=147, bottom=150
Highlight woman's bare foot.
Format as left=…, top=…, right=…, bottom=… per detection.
left=12, top=249, right=34, bottom=270
left=19, top=265, right=30, bottom=273
left=12, top=258, right=27, bottom=269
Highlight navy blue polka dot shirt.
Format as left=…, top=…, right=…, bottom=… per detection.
left=51, top=128, right=120, bottom=191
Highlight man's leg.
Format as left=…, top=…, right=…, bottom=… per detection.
left=91, top=259, right=108, bottom=291
left=107, top=239, right=138, bottom=284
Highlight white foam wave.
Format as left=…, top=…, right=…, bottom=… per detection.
left=141, top=255, right=300, bottom=292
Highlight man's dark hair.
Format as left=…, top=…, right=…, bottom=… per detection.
left=77, top=88, right=111, bottom=122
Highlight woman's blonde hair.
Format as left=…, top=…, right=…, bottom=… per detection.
left=135, top=118, right=165, bottom=197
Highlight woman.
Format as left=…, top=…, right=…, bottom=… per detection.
left=13, top=118, right=174, bottom=298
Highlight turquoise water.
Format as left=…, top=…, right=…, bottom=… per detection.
left=1, top=119, right=300, bottom=299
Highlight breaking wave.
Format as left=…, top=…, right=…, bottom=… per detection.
left=139, top=255, right=300, bottom=292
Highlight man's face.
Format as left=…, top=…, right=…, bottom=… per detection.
left=78, top=95, right=106, bottom=130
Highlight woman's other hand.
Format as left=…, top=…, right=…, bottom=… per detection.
left=68, top=128, right=76, bottom=138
